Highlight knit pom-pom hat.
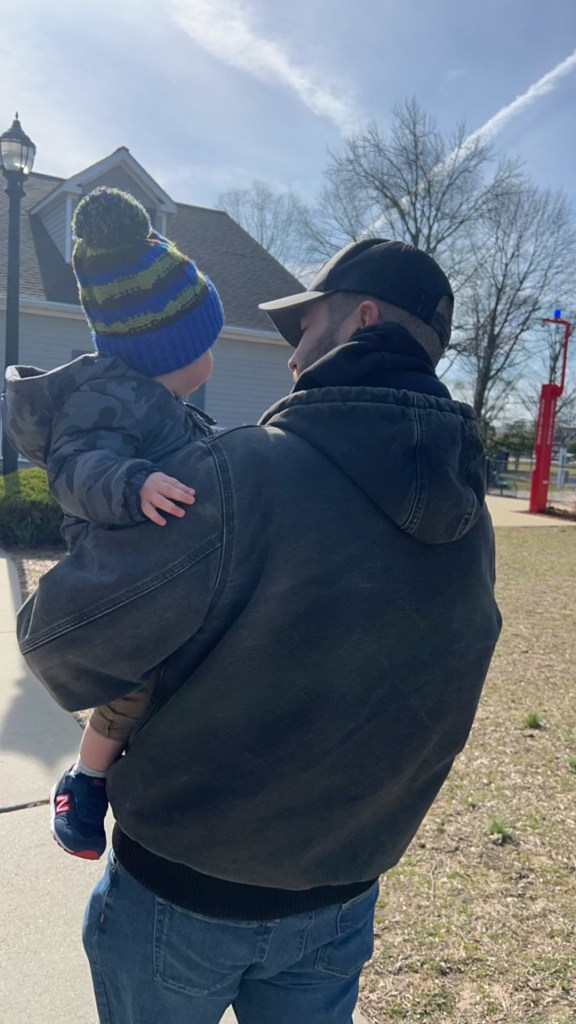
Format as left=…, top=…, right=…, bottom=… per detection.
left=71, top=187, right=224, bottom=376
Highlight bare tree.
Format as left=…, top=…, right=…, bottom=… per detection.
left=216, top=105, right=575, bottom=430
left=454, top=182, right=576, bottom=424
left=516, top=313, right=576, bottom=425
left=306, top=99, right=521, bottom=284
left=217, top=101, right=521, bottom=284
left=295, top=167, right=374, bottom=264
left=539, top=316, right=576, bottom=423
left=217, top=180, right=308, bottom=273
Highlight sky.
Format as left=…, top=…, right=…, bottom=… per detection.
left=0, top=0, right=575, bottom=217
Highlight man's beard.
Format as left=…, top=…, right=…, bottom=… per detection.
left=298, top=325, right=338, bottom=377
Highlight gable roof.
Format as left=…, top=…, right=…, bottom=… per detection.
left=29, top=147, right=177, bottom=216
left=170, top=203, right=304, bottom=333
left=0, top=162, right=304, bottom=335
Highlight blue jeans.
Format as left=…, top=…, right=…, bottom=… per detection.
left=82, top=852, right=378, bottom=1023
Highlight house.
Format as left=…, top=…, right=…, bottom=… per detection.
left=0, top=148, right=304, bottom=429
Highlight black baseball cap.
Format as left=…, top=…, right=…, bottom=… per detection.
left=259, top=238, right=453, bottom=349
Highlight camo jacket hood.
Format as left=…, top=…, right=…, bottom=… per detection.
left=2, top=354, right=213, bottom=530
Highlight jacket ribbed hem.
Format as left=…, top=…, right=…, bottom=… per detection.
left=112, top=825, right=376, bottom=921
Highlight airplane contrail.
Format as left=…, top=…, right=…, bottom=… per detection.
left=463, top=48, right=576, bottom=150
left=367, top=50, right=576, bottom=237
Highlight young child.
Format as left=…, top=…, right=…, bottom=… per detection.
left=3, top=187, right=224, bottom=859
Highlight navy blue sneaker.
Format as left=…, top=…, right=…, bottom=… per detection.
left=50, top=768, right=108, bottom=859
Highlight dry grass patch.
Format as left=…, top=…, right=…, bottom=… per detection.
left=360, top=527, right=576, bottom=1023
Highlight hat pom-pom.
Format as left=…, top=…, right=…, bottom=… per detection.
left=72, top=187, right=151, bottom=251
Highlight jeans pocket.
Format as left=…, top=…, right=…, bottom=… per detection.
left=315, top=883, right=379, bottom=979
left=82, top=849, right=120, bottom=1014
left=153, top=899, right=260, bottom=997
left=83, top=851, right=119, bottom=940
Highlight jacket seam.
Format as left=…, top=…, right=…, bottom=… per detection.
left=452, top=424, right=480, bottom=539
left=261, top=388, right=477, bottom=422
left=399, top=394, right=425, bottom=532
left=453, top=490, right=477, bottom=539
left=206, top=438, right=235, bottom=611
left=19, top=536, right=222, bottom=653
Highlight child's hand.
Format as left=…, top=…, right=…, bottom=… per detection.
left=140, top=472, right=196, bottom=526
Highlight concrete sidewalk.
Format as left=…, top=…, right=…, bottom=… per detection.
left=0, top=552, right=369, bottom=1024
left=0, top=553, right=105, bottom=1024
left=485, top=493, right=575, bottom=527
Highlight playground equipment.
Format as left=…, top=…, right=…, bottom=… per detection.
left=529, top=312, right=573, bottom=514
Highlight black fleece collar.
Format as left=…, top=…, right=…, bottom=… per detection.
left=293, top=322, right=450, bottom=399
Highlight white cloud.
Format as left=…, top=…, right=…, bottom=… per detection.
left=367, top=50, right=576, bottom=237
left=165, top=0, right=360, bottom=134
left=465, top=49, right=576, bottom=149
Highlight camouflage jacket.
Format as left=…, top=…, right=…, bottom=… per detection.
left=2, top=354, right=214, bottom=539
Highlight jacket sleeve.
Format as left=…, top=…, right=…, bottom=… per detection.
left=17, top=442, right=224, bottom=711
left=47, top=388, right=157, bottom=525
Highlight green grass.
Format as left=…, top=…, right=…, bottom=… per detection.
left=488, top=818, right=516, bottom=844
left=523, top=711, right=544, bottom=730
left=0, top=467, right=63, bottom=547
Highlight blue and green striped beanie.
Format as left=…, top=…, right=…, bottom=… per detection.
left=72, top=187, right=224, bottom=376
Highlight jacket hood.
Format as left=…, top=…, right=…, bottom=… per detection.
left=260, top=326, right=487, bottom=544
left=2, top=354, right=132, bottom=466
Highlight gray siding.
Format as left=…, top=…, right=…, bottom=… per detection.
left=0, top=310, right=92, bottom=371
left=206, top=338, right=291, bottom=427
left=1, top=312, right=291, bottom=426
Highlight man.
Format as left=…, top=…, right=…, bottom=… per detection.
left=18, top=238, right=502, bottom=1024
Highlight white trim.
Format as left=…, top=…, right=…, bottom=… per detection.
left=4, top=297, right=86, bottom=320
left=222, top=326, right=286, bottom=346
left=30, top=182, right=83, bottom=216
left=30, top=149, right=177, bottom=216
left=64, top=195, right=73, bottom=263
left=0, top=296, right=286, bottom=343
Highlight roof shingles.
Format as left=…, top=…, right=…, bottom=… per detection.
left=0, top=168, right=304, bottom=334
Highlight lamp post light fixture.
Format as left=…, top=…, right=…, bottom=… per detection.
left=1, top=113, right=36, bottom=475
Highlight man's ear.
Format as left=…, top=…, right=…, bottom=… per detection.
left=358, top=300, right=382, bottom=329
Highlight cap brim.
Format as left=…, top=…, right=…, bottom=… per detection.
left=258, top=290, right=328, bottom=347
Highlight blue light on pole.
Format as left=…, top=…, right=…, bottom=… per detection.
left=554, top=309, right=562, bottom=319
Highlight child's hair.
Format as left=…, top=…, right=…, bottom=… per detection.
left=71, top=187, right=224, bottom=376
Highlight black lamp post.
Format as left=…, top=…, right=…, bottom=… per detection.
left=1, top=113, right=36, bottom=475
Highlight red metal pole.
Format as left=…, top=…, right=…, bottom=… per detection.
left=541, top=317, right=572, bottom=393
left=557, top=320, right=572, bottom=394
left=529, top=383, right=561, bottom=514
left=528, top=317, right=572, bottom=515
